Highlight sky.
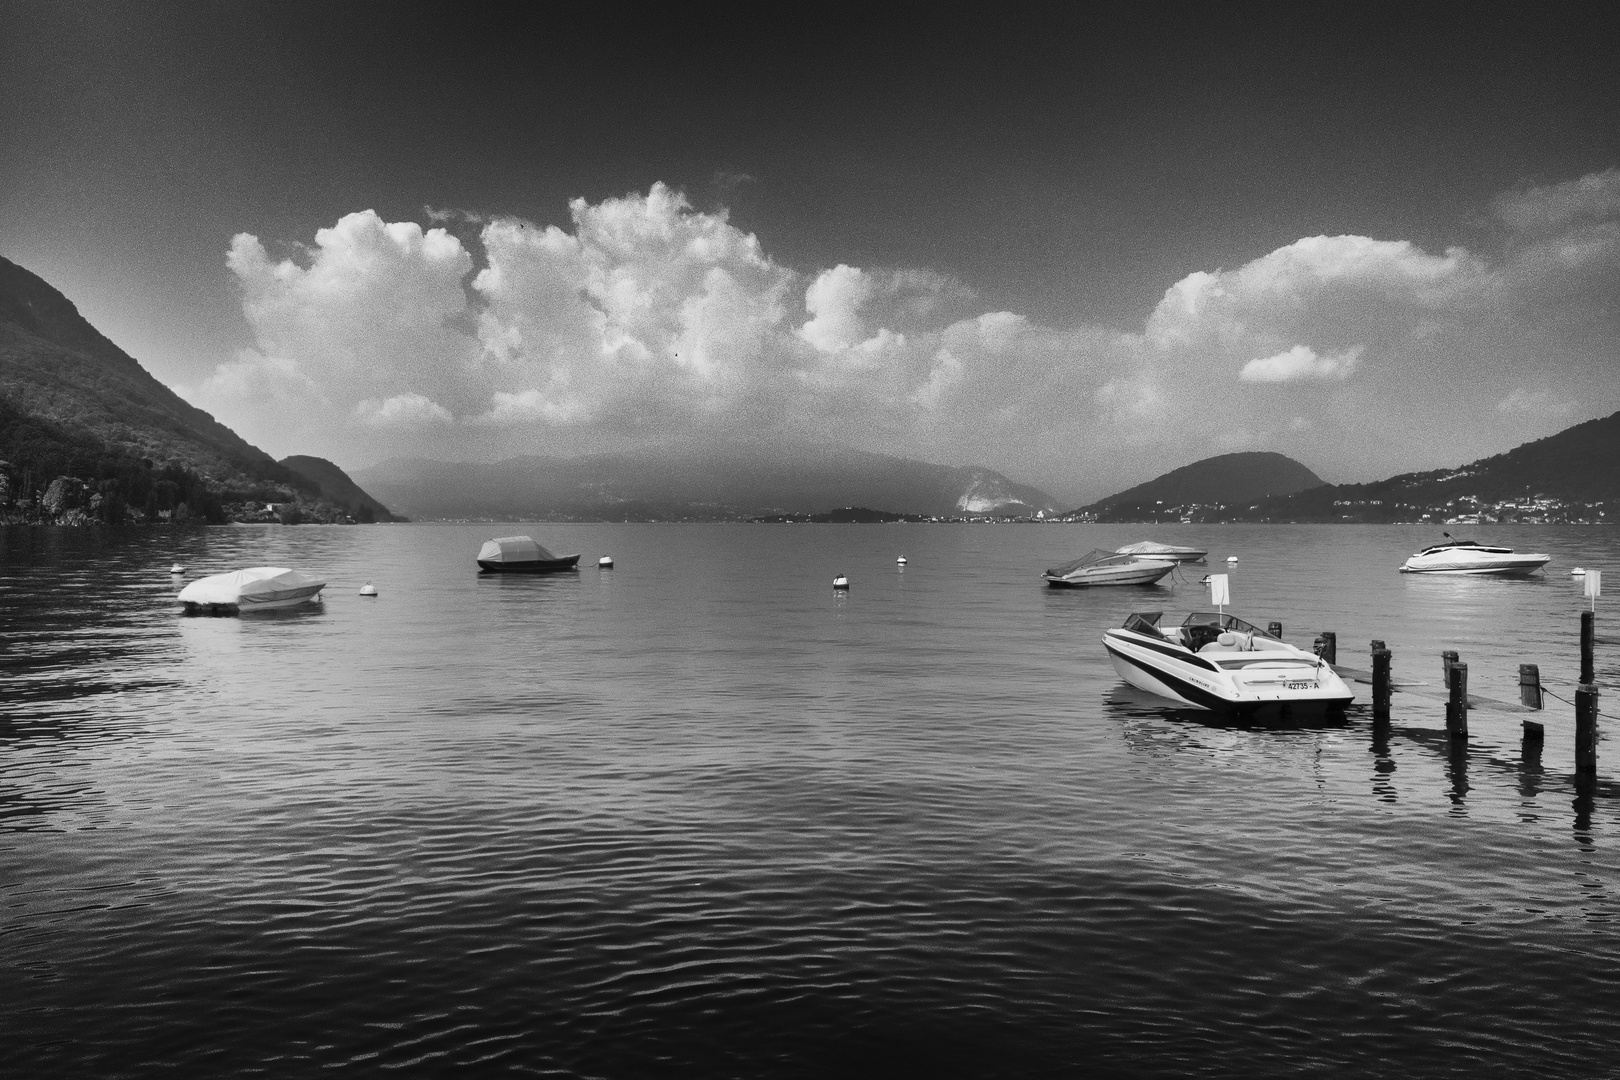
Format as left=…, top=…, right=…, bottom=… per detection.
left=3, top=1, right=1618, bottom=504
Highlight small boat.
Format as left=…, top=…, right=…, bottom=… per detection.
left=1114, top=541, right=1208, bottom=564
left=1399, top=535, right=1549, bottom=577
left=177, top=567, right=325, bottom=614
left=476, top=536, right=581, bottom=574
left=1573, top=568, right=1587, bottom=577
left=1043, top=550, right=1174, bottom=588
left=169, top=563, right=186, bottom=575
left=359, top=582, right=378, bottom=597
left=1103, top=610, right=1354, bottom=717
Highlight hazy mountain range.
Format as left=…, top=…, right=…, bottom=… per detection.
left=353, top=445, right=1058, bottom=521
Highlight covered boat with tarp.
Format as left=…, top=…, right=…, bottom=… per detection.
left=475, top=535, right=581, bottom=574
left=177, top=567, right=326, bottom=614
left=1042, top=549, right=1175, bottom=588
left=1115, top=540, right=1208, bottom=563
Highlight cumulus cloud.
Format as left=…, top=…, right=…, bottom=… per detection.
left=1239, top=344, right=1363, bottom=383
left=354, top=393, right=454, bottom=428
left=184, top=173, right=1620, bottom=499
left=1494, top=169, right=1620, bottom=232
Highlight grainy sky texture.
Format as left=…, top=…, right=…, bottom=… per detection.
left=3, top=1, right=1618, bottom=501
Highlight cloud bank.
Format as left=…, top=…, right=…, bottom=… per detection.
left=184, top=172, right=1620, bottom=500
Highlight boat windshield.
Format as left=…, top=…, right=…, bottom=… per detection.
left=1121, top=611, right=1164, bottom=635
left=1181, top=612, right=1276, bottom=639
left=1416, top=540, right=1513, bottom=556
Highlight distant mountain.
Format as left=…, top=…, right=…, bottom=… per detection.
left=1228, top=409, right=1620, bottom=523
left=279, top=455, right=403, bottom=523
left=354, top=441, right=1060, bottom=521
left=1079, top=452, right=1326, bottom=521
left=0, top=254, right=363, bottom=525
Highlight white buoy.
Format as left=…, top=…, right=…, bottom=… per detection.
left=169, top=564, right=185, bottom=574
left=897, top=555, right=907, bottom=565
left=359, top=582, right=378, bottom=597
left=1573, top=567, right=1587, bottom=576
left=598, top=556, right=614, bottom=568
left=1226, top=556, right=1238, bottom=564
left=832, top=574, right=850, bottom=590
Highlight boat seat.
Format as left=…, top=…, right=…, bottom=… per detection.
left=1200, top=631, right=1254, bottom=654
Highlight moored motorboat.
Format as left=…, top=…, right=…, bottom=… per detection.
left=476, top=536, right=581, bottom=573
left=1043, top=550, right=1175, bottom=588
left=177, top=567, right=325, bottom=614
left=1103, top=610, right=1354, bottom=717
left=1114, top=540, right=1208, bottom=563
left=1399, top=536, right=1549, bottom=577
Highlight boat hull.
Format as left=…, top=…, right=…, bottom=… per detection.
left=182, top=584, right=324, bottom=615
left=1103, top=629, right=1354, bottom=717
left=477, top=555, right=582, bottom=574
left=1045, top=562, right=1175, bottom=588
left=1399, top=555, right=1549, bottom=576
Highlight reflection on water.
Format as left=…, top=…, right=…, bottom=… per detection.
left=4, top=522, right=1620, bottom=1076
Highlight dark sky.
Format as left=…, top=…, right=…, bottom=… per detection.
left=4, top=1, right=1619, bottom=495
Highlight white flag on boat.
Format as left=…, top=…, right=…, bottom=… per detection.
left=1209, top=574, right=1230, bottom=607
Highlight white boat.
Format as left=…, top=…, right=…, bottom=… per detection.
left=1103, top=610, right=1354, bottom=717
left=1114, top=540, right=1208, bottom=563
left=178, top=567, right=326, bottom=614
left=1399, top=535, right=1550, bottom=576
left=1044, top=550, right=1175, bottom=588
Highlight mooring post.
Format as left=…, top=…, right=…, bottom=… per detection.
left=1442, top=650, right=1459, bottom=684
left=1314, top=631, right=1337, bottom=665
left=1372, top=647, right=1392, bottom=724
left=1268, top=621, right=1283, bottom=639
left=1446, top=661, right=1469, bottom=740
left=1575, top=683, right=1599, bottom=775
left=1520, top=663, right=1543, bottom=710
left=1581, top=610, right=1595, bottom=685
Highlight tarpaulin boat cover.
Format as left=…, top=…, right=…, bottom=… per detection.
left=177, top=567, right=325, bottom=606
left=1116, top=541, right=1204, bottom=557
left=477, top=536, right=559, bottom=564
left=1045, top=550, right=1138, bottom=577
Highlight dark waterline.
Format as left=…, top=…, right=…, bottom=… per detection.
left=4, top=523, right=1620, bottom=1077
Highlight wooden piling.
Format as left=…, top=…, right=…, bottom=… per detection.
left=1370, top=639, right=1385, bottom=652
left=1519, top=664, right=1543, bottom=710
left=1442, top=650, right=1458, bottom=684
left=1581, top=610, right=1595, bottom=685
left=1446, top=661, right=1468, bottom=740
left=1371, top=647, right=1392, bottom=723
left=1575, top=683, right=1599, bottom=775
left=1523, top=719, right=1545, bottom=744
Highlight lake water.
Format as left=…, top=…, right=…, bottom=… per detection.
left=4, top=522, right=1620, bottom=1078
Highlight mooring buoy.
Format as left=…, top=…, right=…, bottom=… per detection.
left=833, top=574, right=850, bottom=590
left=599, top=556, right=614, bottom=568
left=359, top=582, right=378, bottom=597
left=897, top=555, right=907, bottom=565
left=169, top=564, right=185, bottom=574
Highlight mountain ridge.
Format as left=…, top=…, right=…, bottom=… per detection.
left=0, top=255, right=394, bottom=525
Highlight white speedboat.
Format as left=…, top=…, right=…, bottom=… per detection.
left=1114, top=540, right=1208, bottom=563
left=1044, top=550, right=1175, bottom=588
left=1399, top=536, right=1549, bottom=576
left=1103, top=610, right=1355, bottom=717
left=178, top=567, right=326, bottom=614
